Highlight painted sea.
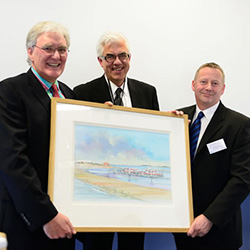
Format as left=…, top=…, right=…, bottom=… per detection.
left=74, top=162, right=172, bottom=204
left=73, top=123, right=172, bottom=204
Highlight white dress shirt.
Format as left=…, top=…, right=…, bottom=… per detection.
left=105, top=75, right=132, bottom=107
left=192, top=102, right=220, bottom=152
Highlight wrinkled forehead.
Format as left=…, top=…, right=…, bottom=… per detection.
left=103, top=40, right=129, bottom=54
left=196, top=67, right=225, bottom=83
left=105, top=40, right=128, bottom=49
left=37, top=32, right=68, bottom=47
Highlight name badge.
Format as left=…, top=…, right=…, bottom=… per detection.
left=207, top=138, right=227, bottom=154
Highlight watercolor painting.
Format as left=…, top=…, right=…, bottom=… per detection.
left=73, top=123, right=172, bottom=204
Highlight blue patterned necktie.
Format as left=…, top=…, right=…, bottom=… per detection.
left=190, top=111, right=204, bottom=162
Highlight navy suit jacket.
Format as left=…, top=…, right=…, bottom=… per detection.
left=0, top=69, right=75, bottom=233
left=73, top=75, right=159, bottom=111
left=180, top=102, right=250, bottom=248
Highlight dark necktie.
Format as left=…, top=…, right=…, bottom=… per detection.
left=51, top=84, right=61, bottom=98
left=190, top=111, right=204, bottom=162
left=114, top=88, right=124, bottom=106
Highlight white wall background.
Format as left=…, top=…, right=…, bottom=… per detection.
left=1, top=0, right=250, bottom=116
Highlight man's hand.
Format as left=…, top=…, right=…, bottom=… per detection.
left=105, top=101, right=113, bottom=107
left=187, top=214, right=213, bottom=238
left=43, top=213, right=76, bottom=239
left=168, top=110, right=192, bottom=123
left=169, top=110, right=184, bottom=116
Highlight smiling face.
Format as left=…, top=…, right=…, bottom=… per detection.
left=192, top=67, right=225, bottom=110
left=27, top=32, right=68, bottom=83
left=98, top=40, right=130, bottom=87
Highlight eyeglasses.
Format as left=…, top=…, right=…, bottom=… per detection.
left=33, top=45, right=69, bottom=55
left=100, top=53, right=130, bottom=63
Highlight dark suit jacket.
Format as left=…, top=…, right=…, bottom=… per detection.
left=73, top=75, right=159, bottom=111
left=178, top=102, right=250, bottom=249
left=0, top=69, right=75, bottom=235
left=73, top=75, right=159, bottom=249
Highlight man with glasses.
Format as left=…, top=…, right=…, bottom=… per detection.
left=0, top=21, right=76, bottom=250
left=74, top=31, right=159, bottom=250
left=74, top=31, right=159, bottom=110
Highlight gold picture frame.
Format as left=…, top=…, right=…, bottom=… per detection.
left=48, top=98, right=193, bottom=232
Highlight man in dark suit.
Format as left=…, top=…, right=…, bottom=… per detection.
left=74, top=31, right=159, bottom=250
left=174, top=62, right=250, bottom=250
left=0, top=21, right=76, bottom=250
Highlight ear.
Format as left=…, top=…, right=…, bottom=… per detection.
left=97, top=57, right=104, bottom=68
left=27, top=47, right=34, bottom=63
left=221, top=84, right=226, bottom=95
left=191, top=80, right=195, bottom=91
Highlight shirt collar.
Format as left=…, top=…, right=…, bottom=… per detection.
left=194, top=101, right=220, bottom=121
left=104, top=74, right=128, bottom=95
left=31, top=67, right=59, bottom=90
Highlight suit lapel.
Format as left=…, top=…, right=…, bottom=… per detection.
left=26, top=69, right=51, bottom=113
left=99, top=75, right=112, bottom=102
left=90, top=75, right=112, bottom=103
left=127, top=78, right=141, bottom=107
left=59, top=82, right=74, bottom=99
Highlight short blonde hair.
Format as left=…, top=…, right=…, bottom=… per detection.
left=194, top=62, right=225, bottom=83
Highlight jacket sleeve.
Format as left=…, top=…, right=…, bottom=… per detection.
left=0, top=81, right=58, bottom=231
left=152, top=86, right=160, bottom=111
left=204, top=117, right=250, bottom=228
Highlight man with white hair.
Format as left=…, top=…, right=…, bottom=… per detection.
left=0, top=21, right=76, bottom=250
left=74, top=31, right=159, bottom=250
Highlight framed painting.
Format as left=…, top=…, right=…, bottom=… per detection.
left=48, top=98, right=193, bottom=232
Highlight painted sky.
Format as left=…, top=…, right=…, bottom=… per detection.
left=74, top=123, right=170, bottom=166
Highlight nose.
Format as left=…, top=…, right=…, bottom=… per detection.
left=51, top=49, right=60, bottom=58
left=113, top=55, right=122, bottom=64
left=205, top=82, right=212, bottom=90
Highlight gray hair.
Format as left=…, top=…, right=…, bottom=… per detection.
left=26, top=21, right=70, bottom=65
left=96, top=31, right=130, bottom=57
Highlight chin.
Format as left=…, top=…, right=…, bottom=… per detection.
left=48, top=72, right=62, bottom=80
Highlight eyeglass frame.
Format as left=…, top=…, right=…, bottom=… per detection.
left=32, top=45, right=70, bottom=55
left=99, top=52, right=130, bottom=63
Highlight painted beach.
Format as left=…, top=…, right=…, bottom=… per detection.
left=74, top=123, right=172, bottom=204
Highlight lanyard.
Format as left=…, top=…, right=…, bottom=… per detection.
left=107, top=79, right=125, bottom=104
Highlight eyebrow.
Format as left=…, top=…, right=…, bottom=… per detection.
left=105, top=52, right=127, bottom=55
left=40, top=44, right=67, bottom=48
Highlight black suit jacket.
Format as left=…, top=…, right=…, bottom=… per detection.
left=73, top=75, right=159, bottom=110
left=0, top=69, right=75, bottom=233
left=73, top=75, right=159, bottom=249
left=179, top=102, right=250, bottom=248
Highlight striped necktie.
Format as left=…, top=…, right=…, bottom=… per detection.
left=114, top=88, right=124, bottom=106
left=51, top=84, right=61, bottom=98
left=190, top=111, right=204, bottom=162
